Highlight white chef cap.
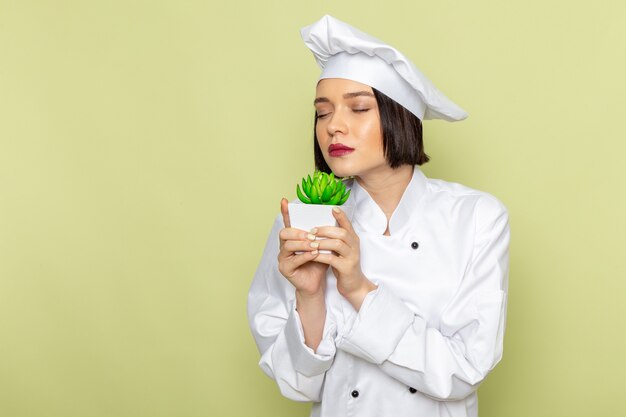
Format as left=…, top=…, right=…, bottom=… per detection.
left=300, top=15, right=468, bottom=122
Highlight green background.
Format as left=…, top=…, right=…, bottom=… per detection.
left=1, top=1, right=625, bottom=416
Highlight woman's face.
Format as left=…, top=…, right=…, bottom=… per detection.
left=315, top=78, right=387, bottom=179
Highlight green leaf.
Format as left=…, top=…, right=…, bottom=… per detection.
left=310, top=182, right=321, bottom=203
left=338, top=189, right=351, bottom=205
left=328, top=180, right=337, bottom=196
left=320, top=173, right=328, bottom=189
left=301, top=178, right=308, bottom=197
left=296, top=184, right=311, bottom=204
left=321, top=184, right=333, bottom=202
left=328, top=191, right=342, bottom=205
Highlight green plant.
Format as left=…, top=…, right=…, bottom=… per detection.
left=296, top=171, right=350, bottom=205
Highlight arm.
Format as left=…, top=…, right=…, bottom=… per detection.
left=247, top=214, right=338, bottom=402
left=336, top=196, right=510, bottom=401
left=296, top=287, right=328, bottom=353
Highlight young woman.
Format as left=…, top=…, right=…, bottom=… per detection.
left=248, top=15, right=510, bottom=417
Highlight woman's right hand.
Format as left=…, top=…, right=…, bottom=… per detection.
left=277, top=198, right=330, bottom=297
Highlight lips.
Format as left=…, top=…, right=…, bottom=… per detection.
left=328, top=143, right=355, bottom=157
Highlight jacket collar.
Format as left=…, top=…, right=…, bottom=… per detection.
left=348, top=165, right=427, bottom=235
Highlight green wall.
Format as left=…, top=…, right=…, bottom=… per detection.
left=1, top=1, right=624, bottom=416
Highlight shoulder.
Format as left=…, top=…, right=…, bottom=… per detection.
left=425, top=177, right=508, bottom=230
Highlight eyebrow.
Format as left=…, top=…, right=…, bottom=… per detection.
left=314, top=90, right=375, bottom=105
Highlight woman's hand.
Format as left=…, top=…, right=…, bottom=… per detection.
left=277, top=198, right=329, bottom=351
left=277, top=198, right=329, bottom=297
left=311, top=207, right=377, bottom=310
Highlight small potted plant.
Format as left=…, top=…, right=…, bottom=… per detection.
left=288, top=171, right=354, bottom=253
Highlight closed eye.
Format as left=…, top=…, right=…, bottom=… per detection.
left=316, top=108, right=369, bottom=119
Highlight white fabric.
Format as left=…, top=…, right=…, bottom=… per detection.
left=301, top=15, right=469, bottom=122
left=247, top=166, right=510, bottom=417
left=320, top=52, right=427, bottom=122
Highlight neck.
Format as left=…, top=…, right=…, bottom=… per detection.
left=355, top=164, right=414, bottom=218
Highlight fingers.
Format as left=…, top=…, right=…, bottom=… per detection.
left=309, top=247, right=358, bottom=270
left=314, top=226, right=358, bottom=249
left=313, top=226, right=349, bottom=240
left=311, top=207, right=358, bottom=248
left=310, top=237, right=349, bottom=258
left=278, top=228, right=317, bottom=260
left=279, top=227, right=315, bottom=244
left=278, top=202, right=356, bottom=268
left=331, top=207, right=356, bottom=234
left=280, top=197, right=291, bottom=228
left=280, top=230, right=348, bottom=258
left=282, top=239, right=318, bottom=253
left=278, top=247, right=319, bottom=275
left=309, top=251, right=339, bottom=268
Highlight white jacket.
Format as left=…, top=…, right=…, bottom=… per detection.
left=247, top=166, right=510, bottom=417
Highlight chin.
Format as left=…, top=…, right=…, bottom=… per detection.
left=327, top=163, right=358, bottom=179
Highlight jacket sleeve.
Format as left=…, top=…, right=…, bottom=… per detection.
left=336, top=195, right=510, bottom=401
left=247, top=214, right=337, bottom=402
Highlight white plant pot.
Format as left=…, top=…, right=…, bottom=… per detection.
left=288, top=203, right=355, bottom=254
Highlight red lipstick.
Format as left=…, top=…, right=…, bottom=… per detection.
left=328, top=143, right=355, bottom=157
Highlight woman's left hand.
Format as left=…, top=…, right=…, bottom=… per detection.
left=310, top=207, right=377, bottom=310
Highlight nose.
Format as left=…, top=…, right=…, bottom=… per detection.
left=326, top=109, right=348, bottom=136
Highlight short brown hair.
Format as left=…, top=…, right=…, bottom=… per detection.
left=313, top=87, right=429, bottom=174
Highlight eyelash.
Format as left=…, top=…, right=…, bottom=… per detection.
left=316, top=109, right=370, bottom=119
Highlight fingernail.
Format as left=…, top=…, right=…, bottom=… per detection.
left=332, top=207, right=340, bottom=213
left=311, top=250, right=318, bottom=255
left=310, top=227, right=318, bottom=234
left=307, top=233, right=316, bottom=241
left=310, top=242, right=319, bottom=248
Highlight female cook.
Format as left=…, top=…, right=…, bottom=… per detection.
left=247, top=15, right=510, bottom=417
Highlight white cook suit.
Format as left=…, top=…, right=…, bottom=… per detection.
left=247, top=165, right=510, bottom=417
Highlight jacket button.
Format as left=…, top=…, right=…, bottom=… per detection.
left=351, top=390, right=359, bottom=398
left=411, top=241, right=419, bottom=249
left=408, top=387, right=417, bottom=394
